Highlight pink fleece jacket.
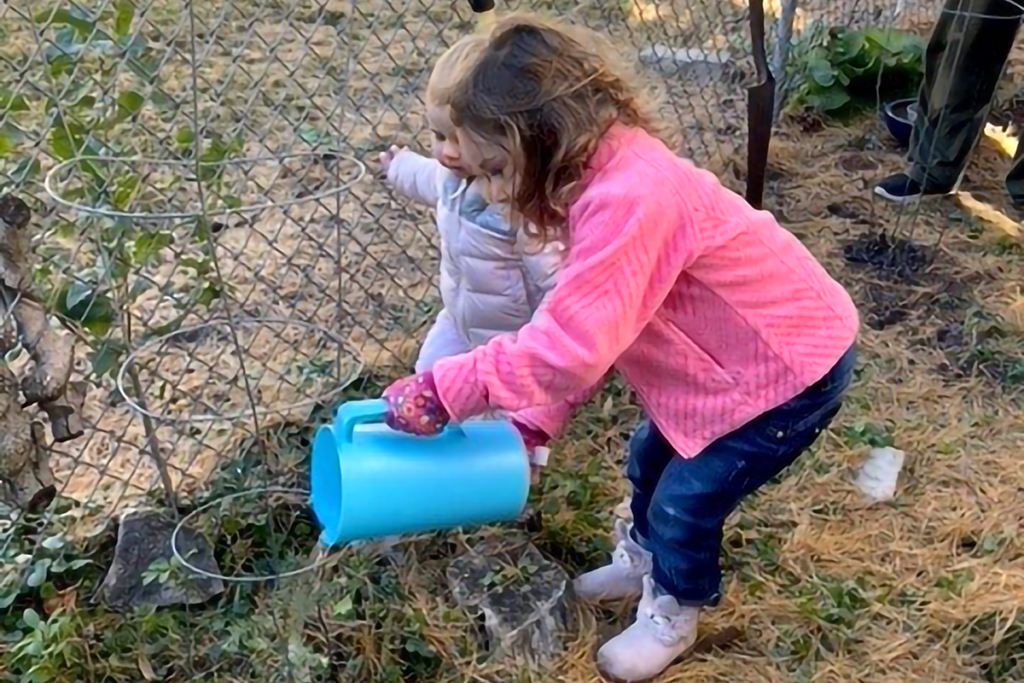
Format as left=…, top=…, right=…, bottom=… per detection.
left=433, top=125, right=859, bottom=457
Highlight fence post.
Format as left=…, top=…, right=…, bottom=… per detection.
left=746, top=0, right=775, bottom=210
left=468, top=0, right=496, bottom=29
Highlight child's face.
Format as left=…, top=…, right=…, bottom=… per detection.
left=426, top=102, right=466, bottom=176
left=458, top=132, right=516, bottom=204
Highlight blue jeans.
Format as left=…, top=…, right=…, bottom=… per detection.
left=628, top=346, right=855, bottom=606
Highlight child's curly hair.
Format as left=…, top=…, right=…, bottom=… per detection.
left=426, top=33, right=489, bottom=107
left=450, top=15, right=665, bottom=240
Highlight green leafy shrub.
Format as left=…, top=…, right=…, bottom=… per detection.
left=787, top=26, right=925, bottom=114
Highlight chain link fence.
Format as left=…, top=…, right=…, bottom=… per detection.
left=1, top=0, right=938, bottom=603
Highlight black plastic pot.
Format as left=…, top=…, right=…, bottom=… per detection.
left=882, top=98, right=919, bottom=147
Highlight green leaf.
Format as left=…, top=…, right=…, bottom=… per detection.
left=842, top=422, right=894, bottom=448
left=11, top=157, right=41, bottom=185
left=332, top=595, right=354, bottom=616
left=0, top=122, right=25, bottom=156
left=70, top=94, right=96, bottom=109
left=806, top=87, right=851, bottom=112
left=222, top=194, right=242, bottom=210
left=863, top=27, right=923, bottom=56
left=116, top=90, right=144, bottom=117
left=127, top=278, right=153, bottom=302
left=35, top=8, right=96, bottom=36
left=146, top=318, right=184, bottom=340
left=49, top=118, right=82, bottom=161
left=49, top=116, right=102, bottom=176
left=65, top=280, right=93, bottom=311
left=192, top=218, right=210, bottom=243
left=404, top=638, right=435, bottom=658
left=150, top=91, right=176, bottom=113
left=808, top=55, right=836, bottom=87
left=102, top=215, right=134, bottom=243
left=64, top=278, right=94, bottom=311
left=27, top=561, right=50, bottom=588
left=175, top=126, right=195, bottom=147
left=57, top=285, right=116, bottom=336
left=0, top=591, right=19, bottom=609
left=196, top=163, right=222, bottom=184
left=831, top=28, right=866, bottom=62
left=178, top=256, right=210, bottom=276
left=199, top=136, right=243, bottom=164
left=125, top=54, right=161, bottom=83
left=111, top=173, right=139, bottom=209
left=0, top=91, right=30, bottom=114
left=62, top=81, right=95, bottom=108
left=50, top=26, right=80, bottom=51
left=22, top=608, right=41, bottom=629
left=41, top=535, right=66, bottom=550
left=298, top=124, right=325, bottom=146
left=114, top=0, right=135, bottom=36
left=88, top=341, right=127, bottom=378
left=79, top=311, right=115, bottom=337
left=47, top=53, right=77, bottom=79
left=132, top=231, right=172, bottom=265
left=195, top=282, right=221, bottom=308
left=120, top=32, right=147, bottom=58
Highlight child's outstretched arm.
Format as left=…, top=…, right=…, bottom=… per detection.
left=381, top=146, right=443, bottom=207
left=430, top=182, right=699, bottom=421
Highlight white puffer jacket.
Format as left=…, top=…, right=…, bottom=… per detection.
left=386, top=150, right=564, bottom=348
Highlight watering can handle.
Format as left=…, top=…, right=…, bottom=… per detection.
left=338, top=398, right=465, bottom=442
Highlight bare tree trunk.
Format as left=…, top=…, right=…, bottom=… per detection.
left=127, top=365, right=177, bottom=510
left=0, top=195, right=81, bottom=509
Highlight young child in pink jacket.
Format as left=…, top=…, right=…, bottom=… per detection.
left=383, top=17, right=859, bottom=681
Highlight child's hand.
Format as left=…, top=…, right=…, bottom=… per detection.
left=378, top=145, right=403, bottom=174
left=383, top=372, right=450, bottom=436
left=512, top=420, right=549, bottom=451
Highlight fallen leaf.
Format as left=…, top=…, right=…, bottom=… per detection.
left=984, top=122, right=1018, bottom=158
left=138, top=651, right=156, bottom=681
left=955, top=192, right=1021, bottom=237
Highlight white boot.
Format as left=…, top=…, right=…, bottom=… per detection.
left=574, top=519, right=652, bottom=603
left=596, top=575, right=699, bottom=682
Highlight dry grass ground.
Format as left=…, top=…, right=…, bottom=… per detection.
left=2, top=1, right=1023, bottom=682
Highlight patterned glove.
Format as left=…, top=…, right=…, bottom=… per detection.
left=383, top=372, right=450, bottom=436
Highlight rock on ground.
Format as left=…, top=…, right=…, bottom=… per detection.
left=638, top=45, right=736, bottom=82
left=99, top=509, right=224, bottom=610
left=447, top=535, right=573, bottom=664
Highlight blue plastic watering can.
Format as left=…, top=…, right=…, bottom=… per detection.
left=310, top=399, right=530, bottom=546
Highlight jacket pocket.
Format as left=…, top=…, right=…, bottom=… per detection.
left=657, top=318, right=736, bottom=389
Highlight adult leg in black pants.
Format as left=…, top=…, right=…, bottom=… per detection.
left=875, top=0, right=1023, bottom=204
